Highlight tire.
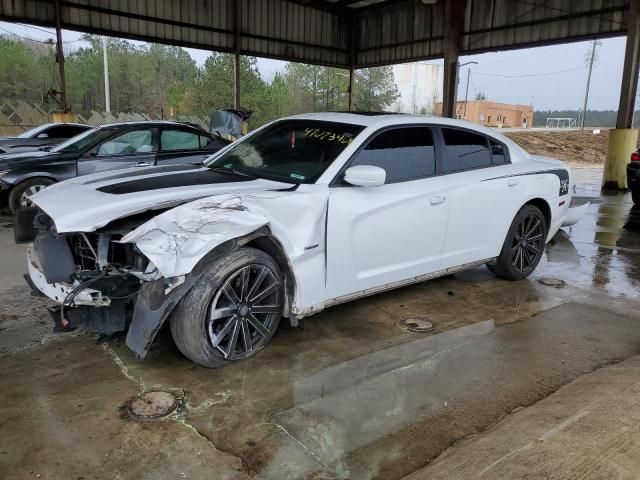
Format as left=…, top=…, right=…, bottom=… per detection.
left=9, top=177, right=55, bottom=213
left=170, top=247, right=283, bottom=368
left=632, top=187, right=640, bottom=205
left=489, top=204, right=547, bottom=281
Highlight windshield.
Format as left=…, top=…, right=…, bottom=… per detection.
left=205, top=120, right=365, bottom=184
left=17, top=124, right=50, bottom=138
left=51, top=127, right=115, bottom=153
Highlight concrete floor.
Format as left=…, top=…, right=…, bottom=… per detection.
left=1, top=165, right=639, bottom=480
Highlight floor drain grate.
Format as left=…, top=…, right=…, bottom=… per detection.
left=127, top=391, right=178, bottom=421
left=400, top=317, right=434, bottom=333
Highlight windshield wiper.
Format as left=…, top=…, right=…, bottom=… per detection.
left=208, top=166, right=256, bottom=179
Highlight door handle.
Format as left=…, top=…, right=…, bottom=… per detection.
left=430, top=195, right=446, bottom=205
left=508, top=178, right=519, bottom=186
left=135, top=162, right=152, bottom=167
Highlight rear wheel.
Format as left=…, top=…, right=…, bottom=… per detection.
left=170, top=247, right=283, bottom=368
left=489, top=205, right=547, bottom=281
left=632, top=187, right=640, bottom=205
left=9, top=177, right=55, bottom=213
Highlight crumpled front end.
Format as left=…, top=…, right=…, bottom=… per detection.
left=24, top=187, right=329, bottom=357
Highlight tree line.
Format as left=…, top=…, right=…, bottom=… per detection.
left=0, top=34, right=399, bottom=127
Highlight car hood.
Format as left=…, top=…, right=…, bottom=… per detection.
left=0, top=149, right=60, bottom=166
left=30, top=164, right=294, bottom=233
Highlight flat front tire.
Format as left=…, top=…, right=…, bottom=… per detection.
left=170, top=247, right=283, bottom=368
left=489, top=204, right=547, bottom=281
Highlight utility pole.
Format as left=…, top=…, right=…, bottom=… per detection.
left=463, top=68, right=471, bottom=118
left=460, top=61, right=478, bottom=119
left=102, top=36, right=111, bottom=114
left=581, top=40, right=599, bottom=131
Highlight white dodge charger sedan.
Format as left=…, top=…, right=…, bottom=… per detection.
left=18, top=113, right=586, bottom=367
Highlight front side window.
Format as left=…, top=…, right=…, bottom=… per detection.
left=161, top=129, right=201, bottom=151
left=96, top=129, right=154, bottom=156
left=53, top=128, right=114, bottom=153
left=442, top=128, right=491, bottom=173
left=349, top=127, right=436, bottom=184
left=205, top=120, right=364, bottom=184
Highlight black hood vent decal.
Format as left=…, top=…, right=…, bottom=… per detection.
left=97, top=169, right=252, bottom=194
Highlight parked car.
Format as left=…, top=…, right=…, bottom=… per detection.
left=0, top=123, right=91, bottom=154
left=0, top=121, right=229, bottom=212
left=18, top=113, right=587, bottom=368
left=628, top=148, right=640, bottom=205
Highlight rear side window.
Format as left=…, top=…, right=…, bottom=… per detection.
left=490, top=140, right=508, bottom=165
left=442, top=128, right=492, bottom=173
left=161, top=129, right=201, bottom=151
left=350, top=127, right=436, bottom=183
left=43, top=125, right=88, bottom=139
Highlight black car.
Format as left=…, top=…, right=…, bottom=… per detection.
left=629, top=149, right=640, bottom=205
left=0, top=121, right=230, bottom=212
left=0, top=123, right=91, bottom=154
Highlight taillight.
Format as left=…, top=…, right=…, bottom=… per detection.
left=631, top=152, right=640, bottom=162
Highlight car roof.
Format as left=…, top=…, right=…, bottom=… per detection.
left=92, top=120, right=205, bottom=130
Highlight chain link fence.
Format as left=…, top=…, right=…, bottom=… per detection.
left=0, top=99, right=210, bottom=136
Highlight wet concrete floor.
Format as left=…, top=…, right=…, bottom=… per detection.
left=1, top=165, right=639, bottom=479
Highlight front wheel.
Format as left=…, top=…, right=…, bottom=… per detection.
left=9, top=177, right=55, bottom=213
left=170, top=247, right=283, bottom=368
left=489, top=205, right=547, bottom=281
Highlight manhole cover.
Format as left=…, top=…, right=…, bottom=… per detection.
left=538, top=277, right=567, bottom=288
left=127, top=391, right=178, bottom=420
left=400, top=317, right=434, bottom=333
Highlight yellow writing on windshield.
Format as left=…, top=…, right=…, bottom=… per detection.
left=303, top=128, right=354, bottom=144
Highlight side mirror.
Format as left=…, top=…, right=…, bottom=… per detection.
left=36, top=133, right=49, bottom=139
left=344, top=165, right=386, bottom=187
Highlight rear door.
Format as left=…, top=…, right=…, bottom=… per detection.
left=438, top=127, right=519, bottom=269
left=156, top=127, right=220, bottom=165
left=326, top=126, right=450, bottom=300
left=76, top=127, right=157, bottom=176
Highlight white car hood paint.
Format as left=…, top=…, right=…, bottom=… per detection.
left=30, top=166, right=292, bottom=233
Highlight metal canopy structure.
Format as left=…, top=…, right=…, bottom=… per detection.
left=0, top=0, right=630, bottom=69
left=0, top=0, right=636, bottom=125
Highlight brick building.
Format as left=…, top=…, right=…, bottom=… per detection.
left=436, top=101, right=534, bottom=128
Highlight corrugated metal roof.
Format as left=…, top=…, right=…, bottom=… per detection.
left=0, top=0, right=630, bottom=68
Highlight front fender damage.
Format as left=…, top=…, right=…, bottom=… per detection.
left=122, top=190, right=328, bottom=357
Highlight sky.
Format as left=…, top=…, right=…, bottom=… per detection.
left=0, top=21, right=628, bottom=112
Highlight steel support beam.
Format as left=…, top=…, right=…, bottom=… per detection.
left=348, top=12, right=356, bottom=112
left=442, top=0, right=466, bottom=118
left=233, top=0, right=241, bottom=110
left=616, top=0, right=640, bottom=129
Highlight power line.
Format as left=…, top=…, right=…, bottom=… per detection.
left=0, top=24, right=84, bottom=44
left=474, top=66, right=586, bottom=78
left=0, top=26, right=52, bottom=44
left=17, top=23, right=56, bottom=35
left=17, top=23, right=85, bottom=43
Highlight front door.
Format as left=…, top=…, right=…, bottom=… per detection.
left=325, top=126, right=450, bottom=300
left=77, top=127, right=157, bottom=176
